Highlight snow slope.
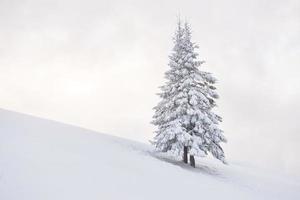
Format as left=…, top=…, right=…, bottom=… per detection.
left=0, top=109, right=299, bottom=200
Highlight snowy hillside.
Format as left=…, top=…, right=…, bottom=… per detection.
left=0, top=109, right=299, bottom=200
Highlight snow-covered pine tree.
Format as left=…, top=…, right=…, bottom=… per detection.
left=152, top=21, right=227, bottom=167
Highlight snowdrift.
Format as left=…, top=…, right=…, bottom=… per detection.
left=0, top=109, right=299, bottom=200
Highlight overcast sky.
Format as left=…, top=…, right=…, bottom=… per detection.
left=0, top=0, right=299, bottom=175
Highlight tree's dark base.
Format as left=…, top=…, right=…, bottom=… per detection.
left=183, top=146, right=196, bottom=168
left=190, top=155, right=195, bottom=168
left=183, top=146, right=188, bottom=164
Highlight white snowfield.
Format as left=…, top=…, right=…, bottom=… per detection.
left=0, top=109, right=299, bottom=200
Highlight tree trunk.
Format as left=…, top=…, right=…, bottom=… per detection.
left=183, top=146, right=188, bottom=164
left=190, top=155, right=195, bottom=168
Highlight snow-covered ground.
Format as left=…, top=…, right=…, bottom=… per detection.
left=0, top=108, right=299, bottom=200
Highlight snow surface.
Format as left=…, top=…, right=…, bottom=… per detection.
left=0, top=109, right=299, bottom=200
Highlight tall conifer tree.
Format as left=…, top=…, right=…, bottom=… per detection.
left=152, top=21, right=227, bottom=166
